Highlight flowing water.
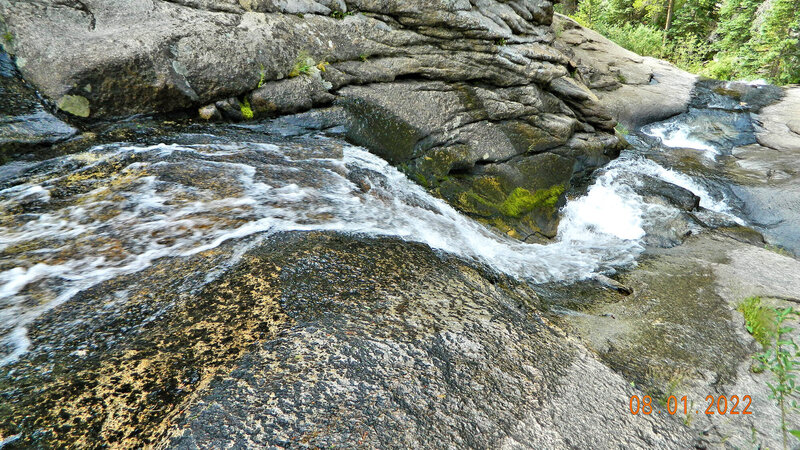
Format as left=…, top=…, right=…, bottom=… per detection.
left=0, top=126, right=742, bottom=366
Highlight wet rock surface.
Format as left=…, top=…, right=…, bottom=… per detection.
left=0, top=51, right=76, bottom=158
left=632, top=83, right=800, bottom=257
left=0, top=0, right=624, bottom=239
left=545, top=232, right=800, bottom=449
left=337, top=80, right=623, bottom=239
left=0, top=2, right=799, bottom=449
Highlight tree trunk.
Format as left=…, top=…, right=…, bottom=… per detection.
left=662, top=0, right=675, bottom=47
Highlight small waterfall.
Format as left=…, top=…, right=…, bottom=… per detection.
left=0, top=134, right=740, bottom=365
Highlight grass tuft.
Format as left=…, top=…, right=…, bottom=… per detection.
left=738, top=296, right=776, bottom=348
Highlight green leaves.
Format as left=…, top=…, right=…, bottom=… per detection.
left=567, top=0, right=799, bottom=84
left=753, top=305, right=800, bottom=448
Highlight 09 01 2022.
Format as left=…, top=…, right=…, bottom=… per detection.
left=629, top=394, right=753, bottom=415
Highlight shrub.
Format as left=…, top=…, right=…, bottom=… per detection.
left=594, top=23, right=665, bottom=58
left=702, top=53, right=737, bottom=80
left=755, top=307, right=800, bottom=448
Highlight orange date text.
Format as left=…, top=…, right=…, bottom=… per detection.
left=628, top=395, right=753, bottom=415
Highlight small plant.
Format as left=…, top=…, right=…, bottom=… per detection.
left=495, top=37, right=508, bottom=46
left=614, top=124, right=629, bottom=136
left=683, top=399, right=695, bottom=426
left=316, top=61, right=329, bottom=72
left=289, top=51, right=314, bottom=77
left=257, top=64, right=266, bottom=88
left=359, top=53, right=368, bottom=62
left=755, top=306, right=800, bottom=449
left=554, top=22, right=564, bottom=38
left=2, top=32, right=11, bottom=44
left=331, top=10, right=352, bottom=19
left=738, top=296, right=776, bottom=348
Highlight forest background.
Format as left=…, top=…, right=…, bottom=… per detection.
left=557, top=0, right=800, bottom=84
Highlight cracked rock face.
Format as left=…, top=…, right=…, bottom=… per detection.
left=0, top=0, right=623, bottom=238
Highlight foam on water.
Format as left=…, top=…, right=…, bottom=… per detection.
left=644, top=122, right=720, bottom=159
left=0, top=138, right=739, bottom=365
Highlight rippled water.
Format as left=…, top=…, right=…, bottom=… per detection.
left=0, top=132, right=740, bottom=365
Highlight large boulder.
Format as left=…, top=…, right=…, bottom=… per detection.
left=0, top=231, right=695, bottom=448
left=553, top=14, right=697, bottom=129
left=0, top=0, right=624, bottom=239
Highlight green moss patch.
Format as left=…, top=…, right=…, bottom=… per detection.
left=240, top=98, right=254, bottom=120
left=499, top=186, right=564, bottom=218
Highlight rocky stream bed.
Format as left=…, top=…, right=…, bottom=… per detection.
left=1, top=1, right=800, bottom=449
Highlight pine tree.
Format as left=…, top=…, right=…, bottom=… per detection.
left=749, top=0, right=800, bottom=83
left=576, top=0, right=605, bottom=27
left=715, top=0, right=763, bottom=50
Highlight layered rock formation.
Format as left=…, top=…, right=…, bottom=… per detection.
left=0, top=0, right=625, bottom=239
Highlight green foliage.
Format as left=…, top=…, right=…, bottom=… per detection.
left=331, top=10, right=353, bottom=19
left=240, top=99, right=254, bottom=120
left=359, top=53, right=369, bottom=62
left=289, top=51, right=314, bottom=78
left=257, top=64, right=266, bottom=88
left=755, top=307, right=800, bottom=449
left=595, top=22, right=665, bottom=57
left=499, top=186, right=565, bottom=218
left=668, top=34, right=711, bottom=72
left=575, top=0, right=605, bottom=27
left=2, top=32, right=11, bottom=44
left=495, top=37, right=508, bottom=46
left=567, top=0, right=799, bottom=84
left=615, top=123, right=629, bottom=135
left=702, top=53, right=736, bottom=80
left=738, top=296, right=776, bottom=348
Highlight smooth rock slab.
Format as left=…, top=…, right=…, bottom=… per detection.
left=160, top=233, right=694, bottom=449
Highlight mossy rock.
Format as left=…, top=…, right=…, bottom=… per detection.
left=499, top=186, right=564, bottom=218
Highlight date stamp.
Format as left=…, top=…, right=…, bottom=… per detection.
left=629, top=395, right=753, bottom=415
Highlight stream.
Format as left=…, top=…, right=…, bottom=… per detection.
left=0, top=117, right=747, bottom=367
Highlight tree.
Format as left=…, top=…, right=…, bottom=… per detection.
left=576, top=0, right=605, bottom=27
left=750, top=0, right=800, bottom=83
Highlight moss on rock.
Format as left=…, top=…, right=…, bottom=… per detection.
left=499, top=186, right=565, bottom=218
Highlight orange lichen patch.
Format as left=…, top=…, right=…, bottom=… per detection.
left=0, top=255, right=289, bottom=449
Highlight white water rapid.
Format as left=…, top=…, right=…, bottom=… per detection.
left=0, top=135, right=740, bottom=365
